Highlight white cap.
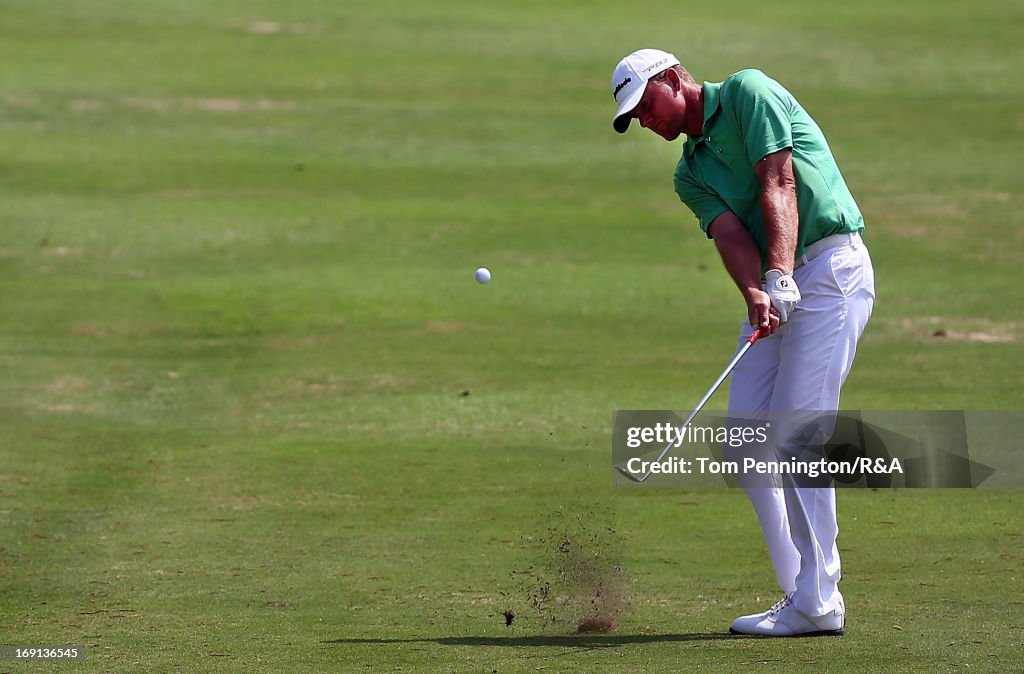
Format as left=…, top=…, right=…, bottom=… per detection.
left=611, top=48, right=680, bottom=133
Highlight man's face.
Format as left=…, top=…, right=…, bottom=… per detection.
left=633, top=75, right=685, bottom=141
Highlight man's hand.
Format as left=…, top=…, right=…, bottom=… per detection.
left=764, top=269, right=801, bottom=323
left=742, top=287, right=781, bottom=334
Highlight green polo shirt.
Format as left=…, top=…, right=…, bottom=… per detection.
left=673, top=69, right=864, bottom=266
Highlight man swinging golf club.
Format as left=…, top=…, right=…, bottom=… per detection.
left=611, top=49, right=875, bottom=636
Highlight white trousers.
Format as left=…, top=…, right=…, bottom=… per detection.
left=726, top=234, right=875, bottom=617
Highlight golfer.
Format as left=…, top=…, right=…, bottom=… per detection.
left=610, top=49, right=875, bottom=636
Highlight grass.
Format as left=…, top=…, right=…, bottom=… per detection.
left=1, top=0, right=1023, bottom=671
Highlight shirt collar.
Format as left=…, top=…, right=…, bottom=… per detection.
left=683, top=81, right=722, bottom=157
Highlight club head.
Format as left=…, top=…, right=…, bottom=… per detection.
left=614, top=464, right=650, bottom=484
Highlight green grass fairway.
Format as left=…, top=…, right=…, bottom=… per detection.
left=2, top=0, right=1023, bottom=671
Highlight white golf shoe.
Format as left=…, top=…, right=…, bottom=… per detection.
left=729, top=594, right=845, bottom=637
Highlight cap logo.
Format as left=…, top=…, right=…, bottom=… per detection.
left=642, top=58, right=669, bottom=73
left=613, top=77, right=632, bottom=100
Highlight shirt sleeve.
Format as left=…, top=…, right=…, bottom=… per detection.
left=674, top=167, right=729, bottom=238
left=728, top=70, right=795, bottom=165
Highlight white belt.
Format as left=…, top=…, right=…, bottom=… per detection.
left=794, top=232, right=861, bottom=269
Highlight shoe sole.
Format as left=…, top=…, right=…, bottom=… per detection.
left=729, top=627, right=845, bottom=637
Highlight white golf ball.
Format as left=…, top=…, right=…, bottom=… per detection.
left=475, top=267, right=491, bottom=284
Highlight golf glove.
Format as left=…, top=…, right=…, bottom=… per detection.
left=764, top=269, right=801, bottom=323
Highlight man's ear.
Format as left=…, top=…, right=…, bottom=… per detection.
left=663, top=67, right=682, bottom=92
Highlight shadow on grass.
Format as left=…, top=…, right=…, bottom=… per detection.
left=324, top=633, right=735, bottom=649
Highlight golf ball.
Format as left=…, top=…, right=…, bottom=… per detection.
left=475, top=267, right=491, bottom=284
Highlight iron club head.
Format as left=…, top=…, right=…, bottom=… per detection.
left=614, top=463, right=650, bottom=483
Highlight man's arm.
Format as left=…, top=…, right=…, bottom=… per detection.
left=708, top=211, right=780, bottom=335
left=755, top=148, right=802, bottom=322
left=755, top=148, right=799, bottom=273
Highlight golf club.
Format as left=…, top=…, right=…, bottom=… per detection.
left=615, top=326, right=770, bottom=483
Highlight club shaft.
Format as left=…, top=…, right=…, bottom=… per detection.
left=633, top=328, right=766, bottom=482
